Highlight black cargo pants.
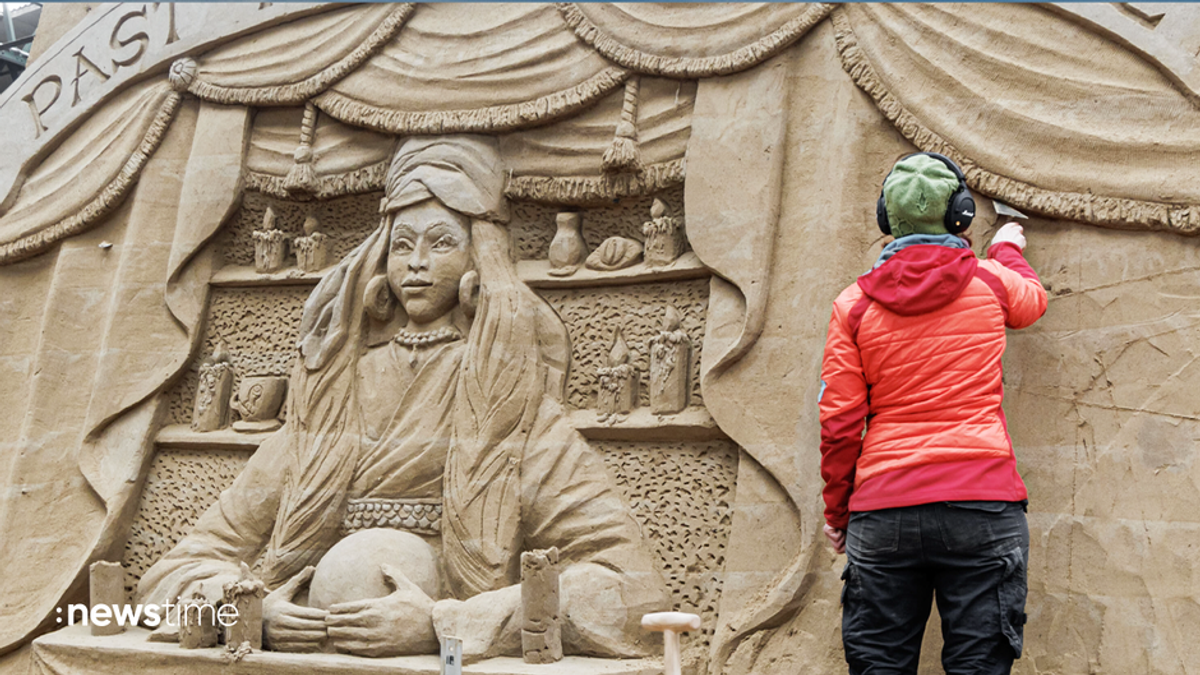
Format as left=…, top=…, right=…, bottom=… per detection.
left=841, top=501, right=1029, bottom=675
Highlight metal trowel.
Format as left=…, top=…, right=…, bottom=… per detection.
left=992, top=199, right=1028, bottom=221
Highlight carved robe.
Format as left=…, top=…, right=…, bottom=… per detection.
left=138, top=225, right=667, bottom=658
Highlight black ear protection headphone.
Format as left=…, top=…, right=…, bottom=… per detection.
left=876, top=152, right=975, bottom=236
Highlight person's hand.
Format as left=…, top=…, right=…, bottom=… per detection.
left=823, top=523, right=846, bottom=555
left=991, top=222, right=1027, bottom=251
left=325, top=564, right=438, bottom=657
left=263, top=566, right=328, bottom=652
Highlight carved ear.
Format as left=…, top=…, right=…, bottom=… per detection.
left=364, top=274, right=394, bottom=321
left=459, top=270, right=480, bottom=319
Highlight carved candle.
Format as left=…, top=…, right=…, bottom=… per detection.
left=293, top=213, right=329, bottom=272
left=222, top=562, right=265, bottom=650
left=649, top=305, right=692, bottom=414
left=192, top=341, right=235, bottom=432
left=597, top=328, right=638, bottom=417
left=179, top=594, right=219, bottom=649
left=521, top=547, right=563, bottom=664
left=252, top=206, right=288, bottom=273
left=642, top=198, right=685, bottom=267
left=89, top=561, right=126, bottom=636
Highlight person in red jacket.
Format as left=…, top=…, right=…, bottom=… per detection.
left=819, top=153, right=1047, bottom=675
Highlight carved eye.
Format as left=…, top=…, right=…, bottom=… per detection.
left=432, top=235, right=458, bottom=251
left=392, top=238, right=415, bottom=253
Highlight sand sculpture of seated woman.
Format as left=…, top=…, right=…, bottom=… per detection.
left=137, top=135, right=668, bottom=659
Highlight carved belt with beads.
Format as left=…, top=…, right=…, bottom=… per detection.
left=343, top=498, right=442, bottom=536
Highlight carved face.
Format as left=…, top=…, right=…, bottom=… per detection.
left=387, top=200, right=472, bottom=325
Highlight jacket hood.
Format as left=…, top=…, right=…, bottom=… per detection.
left=857, top=245, right=978, bottom=316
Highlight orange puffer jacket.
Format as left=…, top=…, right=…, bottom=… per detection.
left=818, top=241, right=1047, bottom=529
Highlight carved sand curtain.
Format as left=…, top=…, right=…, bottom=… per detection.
left=3, top=3, right=1200, bottom=670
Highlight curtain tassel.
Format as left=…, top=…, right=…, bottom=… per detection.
left=285, top=102, right=319, bottom=196
left=602, top=76, right=643, bottom=174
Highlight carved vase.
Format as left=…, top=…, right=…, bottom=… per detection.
left=548, top=212, right=587, bottom=276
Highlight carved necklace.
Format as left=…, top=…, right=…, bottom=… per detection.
left=394, top=327, right=463, bottom=367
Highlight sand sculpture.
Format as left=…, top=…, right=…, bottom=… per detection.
left=1, top=4, right=1200, bottom=675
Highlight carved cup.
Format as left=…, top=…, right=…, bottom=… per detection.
left=230, top=376, right=287, bottom=432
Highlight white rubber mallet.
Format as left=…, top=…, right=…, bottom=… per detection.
left=642, top=612, right=701, bottom=675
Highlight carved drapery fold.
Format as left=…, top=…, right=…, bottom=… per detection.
left=313, top=4, right=628, bottom=135
left=246, top=77, right=696, bottom=205
left=182, top=4, right=415, bottom=106
left=556, top=2, right=835, bottom=78
left=0, top=82, right=180, bottom=264
left=833, top=4, right=1200, bottom=234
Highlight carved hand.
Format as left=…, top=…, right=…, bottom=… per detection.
left=263, top=566, right=329, bottom=652
left=325, top=563, right=438, bottom=657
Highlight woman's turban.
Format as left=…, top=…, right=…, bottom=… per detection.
left=384, top=135, right=509, bottom=223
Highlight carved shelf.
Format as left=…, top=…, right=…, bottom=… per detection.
left=517, top=252, right=708, bottom=289
left=210, top=252, right=709, bottom=290
left=156, top=407, right=725, bottom=451
left=569, top=407, right=727, bottom=442
left=210, top=265, right=331, bottom=287
left=155, top=424, right=271, bottom=451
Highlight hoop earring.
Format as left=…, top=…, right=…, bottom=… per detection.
left=364, top=274, right=394, bottom=321
left=459, top=270, right=480, bottom=319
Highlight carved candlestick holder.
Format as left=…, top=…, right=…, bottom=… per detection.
left=252, top=206, right=288, bottom=273
left=642, top=198, right=685, bottom=267
left=89, top=561, right=126, bottom=636
left=548, top=211, right=587, bottom=276
left=222, top=562, right=265, bottom=650
left=179, top=593, right=219, bottom=649
left=192, top=341, right=235, bottom=432
left=293, top=213, right=329, bottom=272
left=521, top=547, right=562, bottom=664
left=597, top=328, right=638, bottom=420
left=649, top=305, right=692, bottom=414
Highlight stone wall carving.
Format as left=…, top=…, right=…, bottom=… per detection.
left=510, top=185, right=686, bottom=262
left=219, top=191, right=382, bottom=269
left=165, top=287, right=308, bottom=426
left=540, top=278, right=707, bottom=411
left=120, top=449, right=255, bottom=601
left=599, top=439, right=738, bottom=664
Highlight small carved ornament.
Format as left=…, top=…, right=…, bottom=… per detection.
left=642, top=198, right=686, bottom=267
left=585, top=236, right=643, bottom=271
left=230, top=376, right=287, bottom=432
left=252, top=206, right=288, bottom=273
left=548, top=211, right=587, bottom=276
left=597, top=327, right=638, bottom=420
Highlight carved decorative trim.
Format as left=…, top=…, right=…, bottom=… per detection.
left=186, top=4, right=416, bottom=106
left=244, top=162, right=389, bottom=201
left=831, top=8, right=1200, bottom=235
left=245, top=158, right=685, bottom=206
left=0, top=90, right=183, bottom=265
left=555, top=3, right=836, bottom=78
left=313, top=67, right=630, bottom=135
left=505, top=160, right=685, bottom=206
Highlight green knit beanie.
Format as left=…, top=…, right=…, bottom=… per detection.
left=883, top=155, right=960, bottom=238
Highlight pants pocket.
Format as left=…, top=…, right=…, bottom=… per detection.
left=997, top=547, right=1028, bottom=658
left=840, top=561, right=859, bottom=605
left=847, top=510, right=902, bottom=556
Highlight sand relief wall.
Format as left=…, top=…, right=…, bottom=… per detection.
left=1, top=4, right=1200, bottom=675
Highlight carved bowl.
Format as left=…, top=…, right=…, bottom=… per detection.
left=307, top=528, right=439, bottom=609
